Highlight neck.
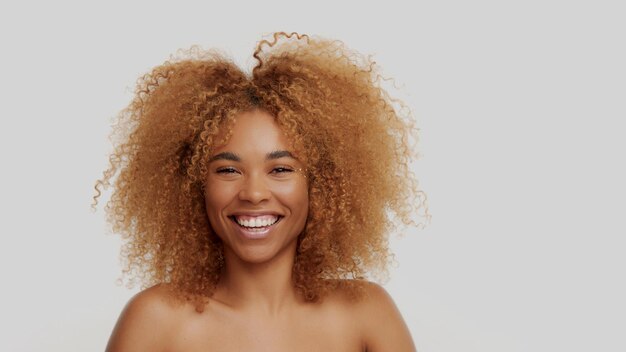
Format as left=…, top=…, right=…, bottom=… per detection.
left=213, top=242, right=300, bottom=316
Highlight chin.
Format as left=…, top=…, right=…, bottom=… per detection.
left=229, top=239, right=297, bottom=265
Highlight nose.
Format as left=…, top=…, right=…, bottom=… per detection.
left=238, top=172, right=271, bottom=204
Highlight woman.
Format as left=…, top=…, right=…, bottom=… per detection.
left=94, top=32, right=429, bottom=351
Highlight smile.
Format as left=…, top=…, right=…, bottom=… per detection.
left=228, top=215, right=283, bottom=239
left=232, top=214, right=280, bottom=228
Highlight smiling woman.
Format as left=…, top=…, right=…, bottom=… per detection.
left=204, top=110, right=309, bottom=264
left=93, top=32, right=429, bottom=352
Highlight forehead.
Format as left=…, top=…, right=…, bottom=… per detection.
left=212, top=110, right=292, bottom=154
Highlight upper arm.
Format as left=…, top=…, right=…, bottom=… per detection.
left=357, top=282, right=416, bottom=352
left=105, top=285, right=175, bottom=352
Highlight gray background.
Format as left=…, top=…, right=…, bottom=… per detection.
left=1, top=0, right=624, bottom=351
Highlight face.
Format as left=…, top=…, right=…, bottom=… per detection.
left=204, top=110, right=309, bottom=264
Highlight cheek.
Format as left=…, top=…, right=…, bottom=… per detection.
left=204, top=189, right=231, bottom=241
left=274, top=182, right=309, bottom=215
left=204, top=183, right=235, bottom=218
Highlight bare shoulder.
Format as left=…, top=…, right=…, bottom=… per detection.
left=333, top=280, right=417, bottom=352
left=105, top=283, right=182, bottom=352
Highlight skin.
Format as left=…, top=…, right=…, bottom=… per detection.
left=106, top=110, right=416, bottom=352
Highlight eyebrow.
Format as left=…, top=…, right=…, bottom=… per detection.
left=267, top=150, right=295, bottom=160
left=209, top=151, right=240, bottom=162
left=209, top=150, right=296, bottom=163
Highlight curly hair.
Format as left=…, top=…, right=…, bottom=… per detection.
left=93, top=32, right=429, bottom=310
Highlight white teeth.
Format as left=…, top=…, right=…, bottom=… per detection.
left=234, top=216, right=278, bottom=228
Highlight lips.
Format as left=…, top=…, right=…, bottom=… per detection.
left=231, top=214, right=280, bottom=228
left=228, top=213, right=283, bottom=239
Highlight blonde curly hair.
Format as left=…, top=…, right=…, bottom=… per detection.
left=93, top=32, right=429, bottom=309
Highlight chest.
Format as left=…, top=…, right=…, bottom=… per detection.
left=165, top=309, right=363, bottom=352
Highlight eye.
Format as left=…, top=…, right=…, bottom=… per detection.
left=216, top=167, right=239, bottom=174
left=271, top=167, right=294, bottom=174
